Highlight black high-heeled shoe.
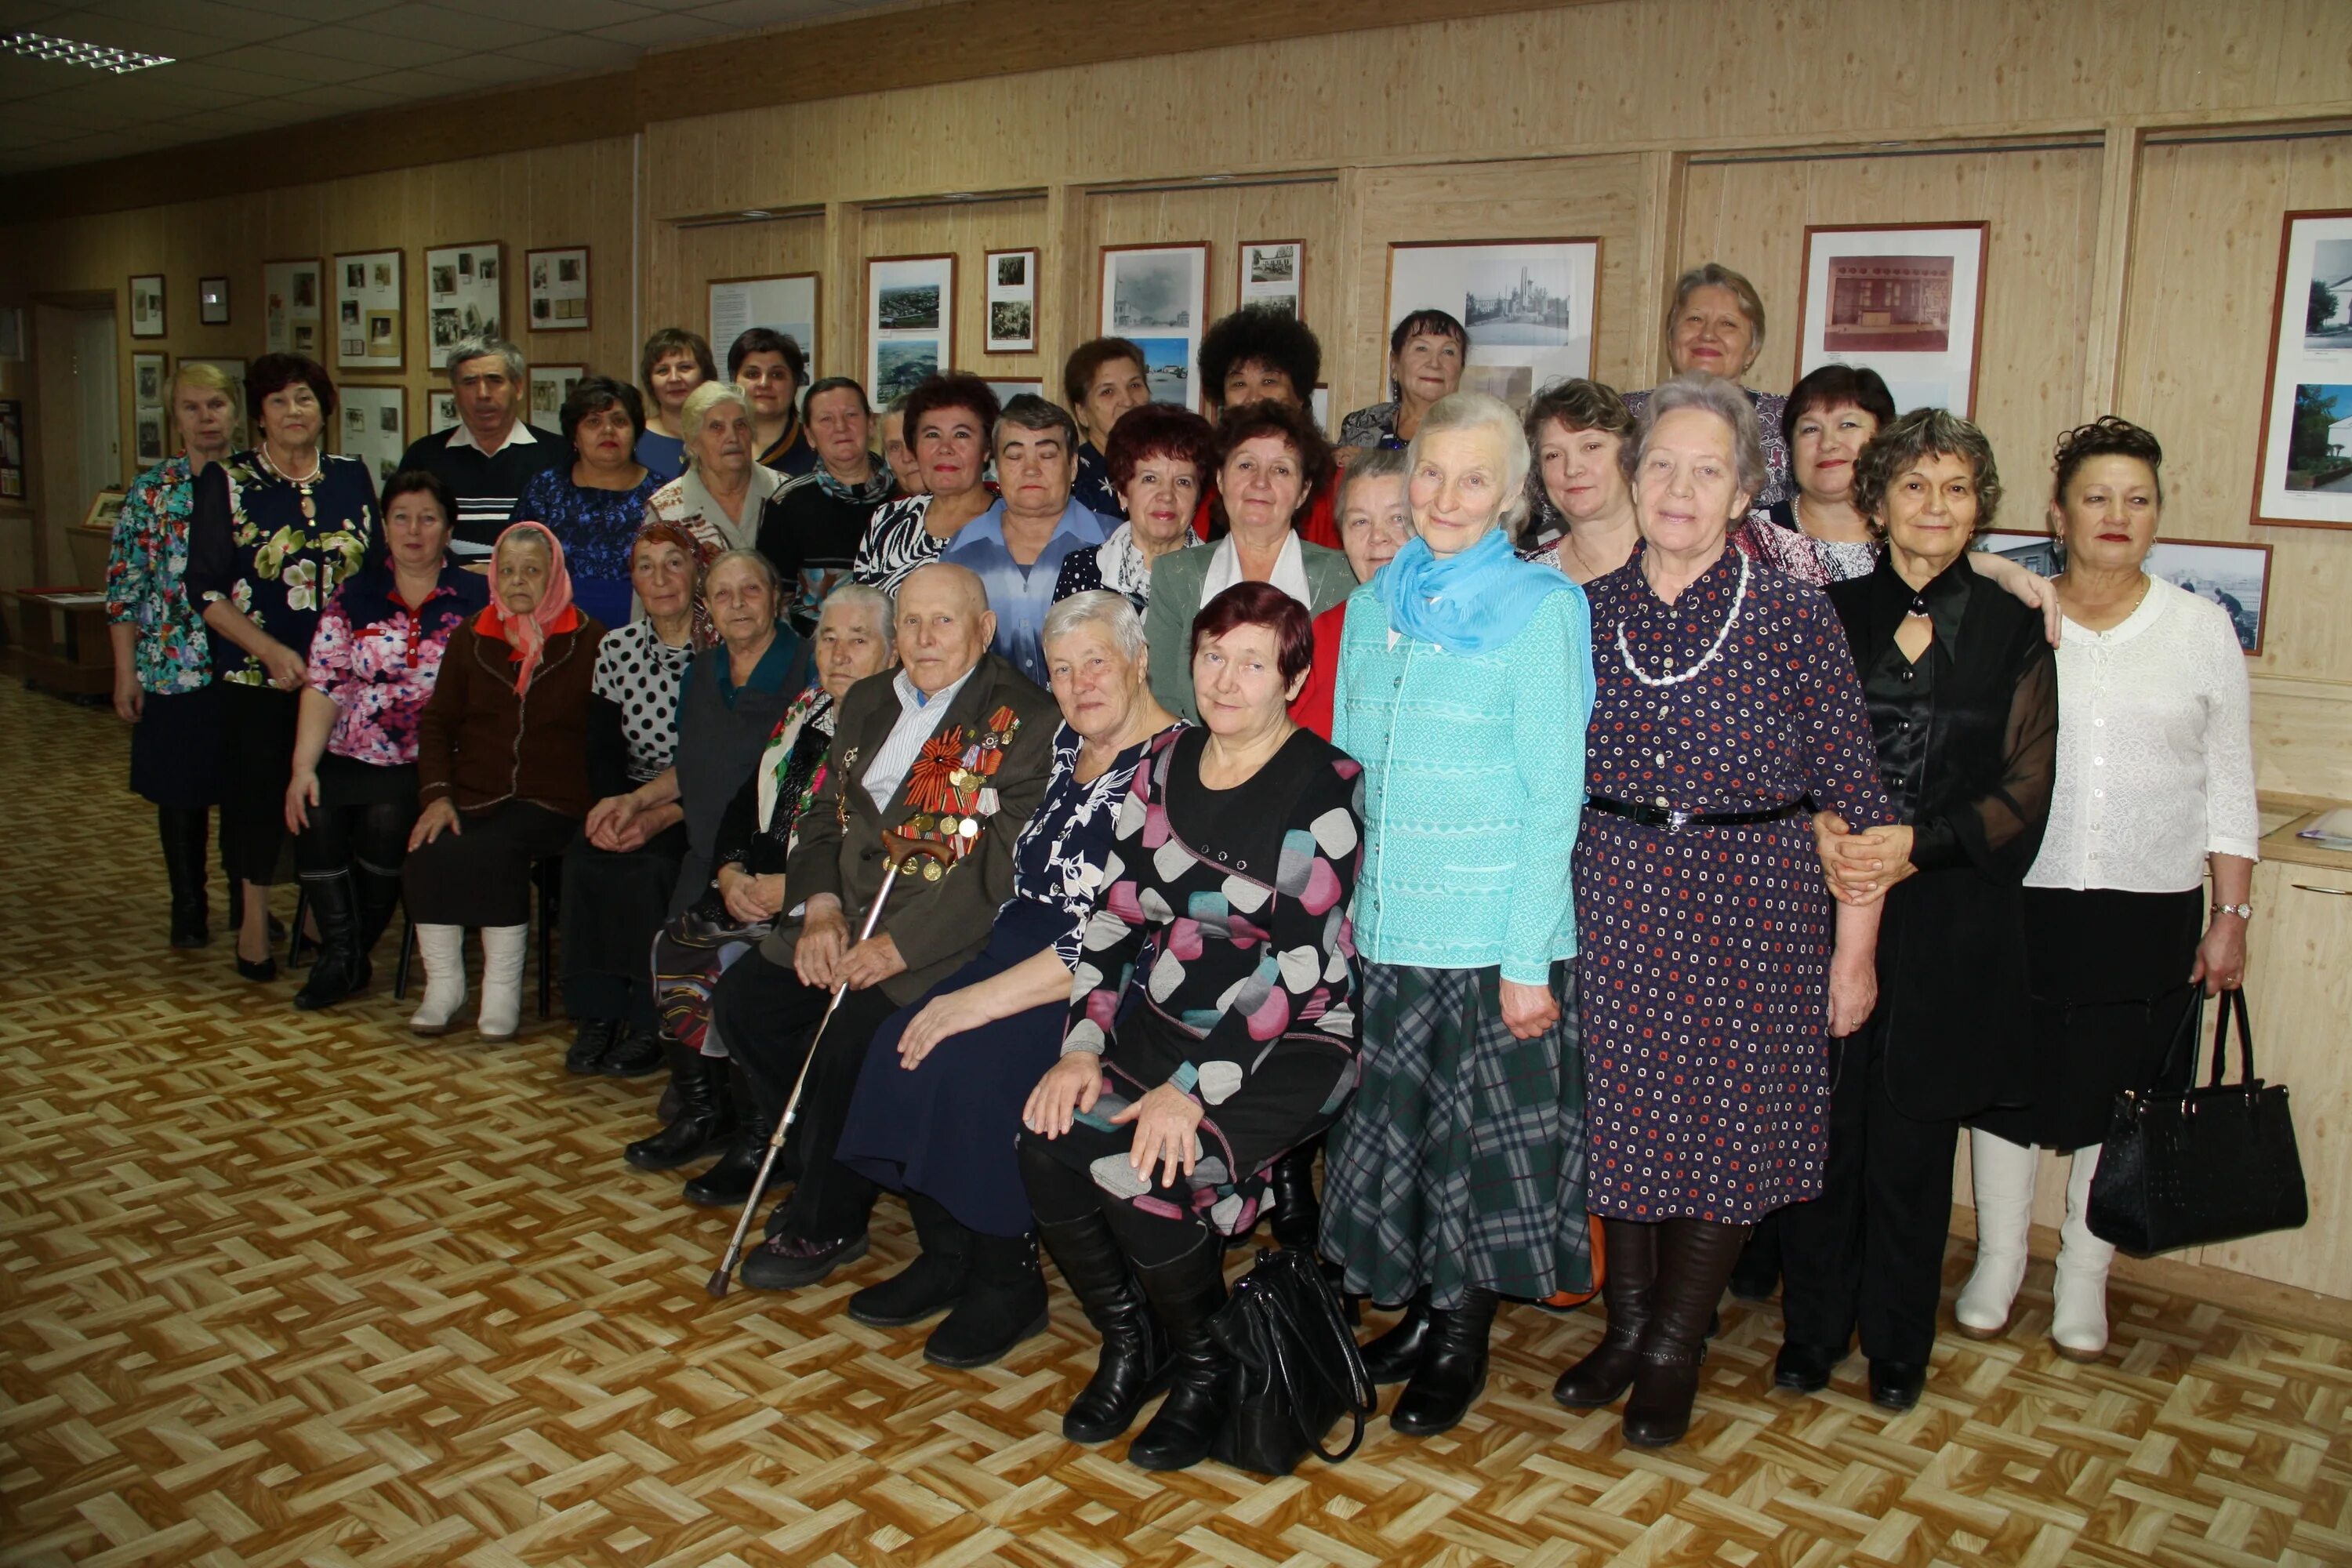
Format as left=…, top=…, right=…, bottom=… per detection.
left=235, top=951, right=278, bottom=982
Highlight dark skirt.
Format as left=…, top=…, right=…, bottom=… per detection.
left=216, top=681, right=299, bottom=884
left=401, top=800, right=577, bottom=926
left=1973, top=886, right=2204, bottom=1152
left=128, top=684, right=225, bottom=808
left=835, top=902, right=1068, bottom=1239
left=317, top=753, right=417, bottom=807
left=559, top=823, right=688, bottom=1001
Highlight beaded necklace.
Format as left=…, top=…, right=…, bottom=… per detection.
left=1617, top=548, right=1750, bottom=688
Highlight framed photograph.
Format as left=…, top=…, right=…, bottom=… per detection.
left=2252, top=209, right=2352, bottom=528
left=1240, top=240, right=1304, bottom=322
left=0, top=400, right=24, bottom=500
left=867, top=253, right=956, bottom=406
left=132, top=351, right=167, bottom=410
left=424, top=241, right=503, bottom=367
left=1795, top=223, right=1987, bottom=418
left=336, top=384, right=408, bottom=487
left=128, top=274, right=165, bottom=339
left=985, top=248, right=1037, bottom=354
left=1974, top=531, right=2272, bottom=654
left=985, top=377, right=1042, bottom=409
left=1101, top=243, right=1208, bottom=411
left=529, top=364, right=586, bottom=423
left=1386, top=238, right=1599, bottom=415
left=526, top=245, right=590, bottom=332
left=180, top=358, right=247, bottom=448
left=429, top=391, right=459, bottom=432
left=198, top=276, right=229, bottom=326
left=332, top=249, right=402, bottom=371
left=132, top=350, right=169, bottom=466
left=263, top=258, right=322, bottom=358
left=0, top=308, right=23, bottom=361
left=709, top=273, right=818, bottom=372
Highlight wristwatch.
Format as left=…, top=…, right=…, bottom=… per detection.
left=2212, top=901, right=2254, bottom=920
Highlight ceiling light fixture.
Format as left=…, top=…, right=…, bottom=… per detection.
left=2, top=30, right=174, bottom=74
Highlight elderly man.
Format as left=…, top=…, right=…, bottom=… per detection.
left=757, top=376, right=898, bottom=638
left=394, top=336, right=564, bottom=553
left=713, top=561, right=1060, bottom=1291
left=938, top=394, right=1112, bottom=686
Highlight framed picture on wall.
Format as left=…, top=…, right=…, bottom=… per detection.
left=1795, top=223, right=1987, bottom=418
left=263, top=259, right=322, bottom=358
left=198, top=276, right=230, bottom=326
left=333, top=249, right=402, bottom=371
left=128, top=274, right=165, bottom=339
left=984, top=377, right=1042, bottom=409
left=132, top=351, right=167, bottom=411
left=1386, top=239, right=1598, bottom=415
left=1240, top=240, right=1304, bottom=321
left=1101, top=243, right=1208, bottom=411
left=868, top=253, right=956, bottom=405
left=429, top=391, right=459, bottom=432
left=527, top=246, right=590, bottom=332
left=132, top=351, right=168, bottom=466
left=2252, top=209, right=2352, bottom=529
left=530, top=364, right=586, bottom=424
left=424, top=241, right=503, bottom=367
left=337, top=385, right=408, bottom=487
left=0, top=400, right=24, bottom=499
left=1975, top=531, right=2271, bottom=653
left=710, top=274, right=818, bottom=370
left=985, top=249, right=1036, bottom=354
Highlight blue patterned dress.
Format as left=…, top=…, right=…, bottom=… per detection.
left=105, top=456, right=224, bottom=805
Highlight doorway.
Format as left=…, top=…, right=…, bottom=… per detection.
left=30, top=299, right=118, bottom=586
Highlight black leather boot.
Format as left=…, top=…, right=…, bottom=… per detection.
left=848, top=1192, right=972, bottom=1328
left=1553, top=1218, right=1658, bottom=1408
left=565, top=1019, right=622, bottom=1075
left=1389, top=1287, right=1498, bottom=1437
left=159, top=806, right=210, bottom=948
left=683, top=1062, right=781, bottom=1207
left=1358, top=1290, right=1433, bottom=1385
left=925, top=1229, right=1050, bottom=1369
left=1622, top=1218, right=1751, bottom=1448
left=1036, top=1209, right=1170, bottom=1443
left=292, top=871, right=371, bottom=1011
left=1267, top=1141, right=1321, bottom=1250
left=603, top=1027, right=666, bottom=1078
left=1127, top=1236, right=1232, bottom=1472
left=626, top=1044, right=733, bottom=1171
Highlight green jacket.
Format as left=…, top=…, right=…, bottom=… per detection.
left=1142, top=540, right=1356, bottom=720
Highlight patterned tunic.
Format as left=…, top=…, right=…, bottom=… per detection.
left=304, top=565, right=485, bottom=765
left=185, top=451, right=379, bottom=684
left=515, top=465, right=664, bottom=626
left=103, top=456, right=212, bottom=695
left=851, top=493, right=949, bottom=597
left=1574, top=544, right=1892, bottom=1222
left=1009, top=721, right=1182, bottom=967
left=590, top=618, right=695, bottom=782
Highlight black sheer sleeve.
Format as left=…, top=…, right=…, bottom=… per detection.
left=1913, top=633, right=2058, bottom=876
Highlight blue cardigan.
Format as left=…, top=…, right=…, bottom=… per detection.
left=1330, top=575, right=1594, bottom=982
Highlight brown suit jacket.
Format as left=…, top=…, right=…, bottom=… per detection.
left=761, top=652, right=1060, bottom=1006
left=416, top=614, right=607, bottom=819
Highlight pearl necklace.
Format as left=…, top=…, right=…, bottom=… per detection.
left=1617, top=549, right=1750, bottom=687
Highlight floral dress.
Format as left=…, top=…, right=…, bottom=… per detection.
left=304, top=564, right=487, bottom=768
left=104, top=455, right=212, bottom=697
left=185, top=450, right=379, bottom=685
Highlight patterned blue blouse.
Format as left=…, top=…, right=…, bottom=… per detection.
left=103, top=456, right=212, bottom=696
left=514, top=465, right=665, bottom=630
left=1007, top=720, right=1181, bottom=969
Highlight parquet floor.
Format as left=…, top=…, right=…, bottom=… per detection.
left=2, top=674, right=2350, bottom=1568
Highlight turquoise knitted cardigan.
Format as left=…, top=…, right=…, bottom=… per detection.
left=1330, top=574, right=1595, bottom=982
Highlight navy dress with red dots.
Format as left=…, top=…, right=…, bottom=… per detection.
left=1574, top=543, right=1893, bottom=1224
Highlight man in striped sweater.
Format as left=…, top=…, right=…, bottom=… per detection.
left=396, top=336, right=564, bottom=557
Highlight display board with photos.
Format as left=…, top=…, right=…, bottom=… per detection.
left=1386, top=238, right=1598, bottom=415
left=1795, top=223, right=1987, bottom=418
left=132, top=352, right=169, bottom=466
left=528, top=247, right=590, bottom=332
left=1976, top=531, right=2274, bottom=655
left=868, top=254, right=956, bottom=407
left=985, top=249, right=1036, bottom=354
left=334, top=250, right=404, bottom=372
left=337, top=385, right=408, bottom=488
left=1240, top=240, right=1304, bottom=321
left=263, top=258, right=324, bottom=358
left=0, top=399, right=26, bottom=500
left=1101, top=243, right=1208, bottom=412
left=198, top=276, right=229, bottom=326
left=2254, top=209, right=2352, bottom=528
left=128, top=274, right=165, bottom=339
left=425, top=241, right=503, bottom=368
left=181, top=358, right=248, bottom=449
left=530, top=365, right=586, bottom=425
left=709, top=274, right=818, bottom=372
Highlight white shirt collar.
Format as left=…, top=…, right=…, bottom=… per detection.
left=894, top=665, right=975, bottom=713
left=447, top=420, right=538, bottom=456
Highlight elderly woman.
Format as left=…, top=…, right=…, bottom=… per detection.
left=630, top=586, right=897, bottom=1178
left=636, top=328, right=716, bottom=485
left=1143, top=401, right=1354, bottom=720
left=1290, top=445, right=1413, bottom=739
left=1621, top=264, right=1791, bottom=510
left=1196, top=309, right=1341, bottom=547
left=1064, top=337, right=1152, bottom=517
left=728, top=328, right=815, bottom=476
left=1017, top=582, right=1365, bottom=1472
left=514, top=375, right=663, bottom=629
left=645, top=381, right=789, bottom=558
left=1774, top=410, right=2058, bottom=1414
left=283, top=471, right=488, bottom=1011
left=556, top=521, right=714, bottom=1075
left=1553, top=372, right=1893, bottom=1449
left=757, top=377, right=898, bottom=637
left=1317, top=394, right=1593, bottom=1438
left=852, top=374, right=1002, bottom=594
left=938, top=395, right=1110, bottom=686
left=1522, top=379, right=1640, bottom=579
left=107, top=361, right=241, bottom=948
left=186, top=353, right=380, bottom=982
left=1053, top=402, right=1214, bottom=608
left=404, top=523, right=606, bottom=1042
left=831, top=592, right=1182, bottom=1368
left=1339, top=309, right=1469, bottom=450
left=1957, top=418, right=2258, bottom=1364
left=1743, top=365, right=1899, bottom=586
left=879, top=396, right=924, bottom=497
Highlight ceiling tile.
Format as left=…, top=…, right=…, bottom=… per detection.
left=462, top=0, right=653, bottom=27
left=588, top=11, right=727, bottom=46
left=344, top=2, right=554, bottom=50
left=5, top=89, right=150, bottom=130
left=200, top=40, right=381, bottom=84
left=162, top=103, right=299, bottom=134
left=0, top=0, right=67, bottom=24
left=224, top=0, right=404, bottom=19
left=263, top=24, right=464, bottom=68
left=497, top=33, right=638, bottom=71
left=278, top=80, right=406, bottom=111
left=129, top=56, right=292, bottom=95
left=23, top=14, right=243, bottom=61
left=687, top=0, right=839, bottom=27
left=76, top=0, right=312, bottom=44
left=424, top=51, right=551, bottom=86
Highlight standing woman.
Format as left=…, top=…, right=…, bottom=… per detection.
left=1320, top=394, right=1595, bottom=1437
left=1064, top=338, right=1152, bottom=517
left=283, top=471, right=488, bottom=1011
left=185, top=354, right=380, bottom=982
left=878, top=396, right=925, bottom=498
left=1521, top=379, right=1641, bottom=579
left=1288, top=445, right=1414, bottom=740
left=1338, top=310, right=1469, bottom=451
left=1555, top=373, right=1892, bottom=1447
left=645, top=382, right=789, bottom=558
left=1621, top=264, right=1792, bottom=510
left=1956, top=418, right=2259, bottom=1363
left=1051, top=403, right=1215, bottom=609
left=636, top=328, right=716, bottom=485
left=514, top=376, right=662, bottom=630
left=106, top=361, right=241, bottom=947
left=1748, top=365, right=1896, bottom=585
left=852, top=374, right=1001, bottom=595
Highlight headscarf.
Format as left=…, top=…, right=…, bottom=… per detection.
left=482, top=520, right=578, bottom=694
left=631, top=514, right=719, bottom=650
left=1375, top=525, right=1570, bottom=656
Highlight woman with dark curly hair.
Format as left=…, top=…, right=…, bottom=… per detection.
left=1052, top=402, right=1217, bottom=608
left=1196, top=307, right=1342, bottom=547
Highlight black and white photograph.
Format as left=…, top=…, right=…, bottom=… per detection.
left=877, top=282, right=941, bottom=331
left=530, top=365, right=586, bottom=422
left=1797, top=223, right=1986, bottom=416
left=866, top=255, right=955, bottom=400
left=996, top=253, right=1025, bottom=288
left=264, top=259, right=322, bottom=356
left=128, top=274, right=165, bottom=339
left=133, top=355, right=163, bottom=405
left=2257, top=210, right=2352, bottom=526
left=1240, top=239, right=1304, bottom=321
left=134, top=415, right=164, bottom=465
left=526, top=246, right=592, bottom=332
left=333, top=249, right=403, bottom=370
left=1101, top=245, right=1207, bottom=408
left=1388, top=239, right=1596, bottom=412
left=984, top=248, right=1037, bottom=352
left=423, top=243, right=502, bottom=361
left=989, top=300, right=1032, bottom=343
left=430, top=308, right=462, bottom=351
left=875, top=339, right=939, bottom=403
left=336, top=384, right=406, bottom=485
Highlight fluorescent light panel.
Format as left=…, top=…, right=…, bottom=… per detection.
left=2, top=31, right=175, bottom=74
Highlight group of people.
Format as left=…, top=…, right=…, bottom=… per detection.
left=105, top=256, right=2257, bottom=1468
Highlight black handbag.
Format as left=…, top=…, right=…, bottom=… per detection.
left=1207, top=1247, right=1377, bottom=1477
left=2087, top=989, right=2310, bottom=1255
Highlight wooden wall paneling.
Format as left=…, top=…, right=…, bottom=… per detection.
left=824, top=204, right=863, bottom=384
left=644, top=212, right=829, bottom=373
left=2078, top=123, right=2147, bottom=418
left=855, top=196, right=1050, bottom=379
left=1629, top=149, right=1687, bottom=391
left=1040, top=184, right=1084, bottom=388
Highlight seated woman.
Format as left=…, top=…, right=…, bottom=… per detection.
left=851, top=375, right=1002, bottom=594
left=1051, top=402, right=1214, bottom=609
left=1017, top=583, right=1364, bottom=1473
left=1289, top=445, right=1414, bottom=739
left=284, top=470, right=488, bottom=1011
left=515, top=375, right=663, bottom=629
left=405, top=523, right=606, bottom=1042
left=631, top=585, right=897, bottom=1178
left=833, top=591, right=1181, bottom=1369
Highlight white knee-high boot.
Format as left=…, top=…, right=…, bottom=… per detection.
left=410, top=923, right=469, bottom=1035
left=476, top=924, right=529, bottom=1041
left=2051, top=1143, right=2114, bottom=1361
left=1956, top=1128, right=2038, bottom=1338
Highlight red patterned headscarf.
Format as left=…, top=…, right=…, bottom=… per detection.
left=631, top=514, right=719, bottom=651
left=483, top=520, right=578, bottom=694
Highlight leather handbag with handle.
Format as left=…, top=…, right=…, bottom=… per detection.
left=2087, top=989, right=2309, bottom=1255
left=1207, top=1246, right=1377, bottom=1477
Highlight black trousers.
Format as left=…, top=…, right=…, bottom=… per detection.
left=216, top=681, right=299, bottom=885
left=559, top=826, right=686, bottom=1031
left=402, top=800, right=575, bottom=926
left=293, top=759, right=418, bottom=880
left=1775, top=1019, right=1959, bottom=1365
left=710, top=947, right=901, bottom=1243
left=1017, top=1131, right=1207, bottom=1270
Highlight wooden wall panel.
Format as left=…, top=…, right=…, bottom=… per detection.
left=646, top=213, right=829, bottom=375
left=856, top=197, right=1051, bottom=382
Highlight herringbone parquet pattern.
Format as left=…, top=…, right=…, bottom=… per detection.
left=2, top=674, right=2348, bottom=1567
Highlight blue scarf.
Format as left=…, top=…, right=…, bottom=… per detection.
left=1375, top=527, right=1566, bottom=655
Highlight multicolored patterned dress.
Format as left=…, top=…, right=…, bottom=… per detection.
left=105, top=455, right=223, bottom=806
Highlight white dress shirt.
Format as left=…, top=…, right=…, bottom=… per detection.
left=862, top=666, right=975, bottom=813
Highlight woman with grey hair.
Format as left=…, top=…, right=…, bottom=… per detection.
left=644, top=381, right=789, bottom=557
left=1319, top=392, right=1597, bottom=1438
left=1554, top=371, right=1893, bottom=1448
left=1621, top=263, right=1791, bottom=509
left=830, top=590, right=1181, bottom=1370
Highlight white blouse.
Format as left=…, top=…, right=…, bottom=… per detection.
left=2026, top=577, right=2259, bottom=894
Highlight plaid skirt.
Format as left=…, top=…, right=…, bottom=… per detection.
left=1320, top=960, right=1592, bottom=1310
